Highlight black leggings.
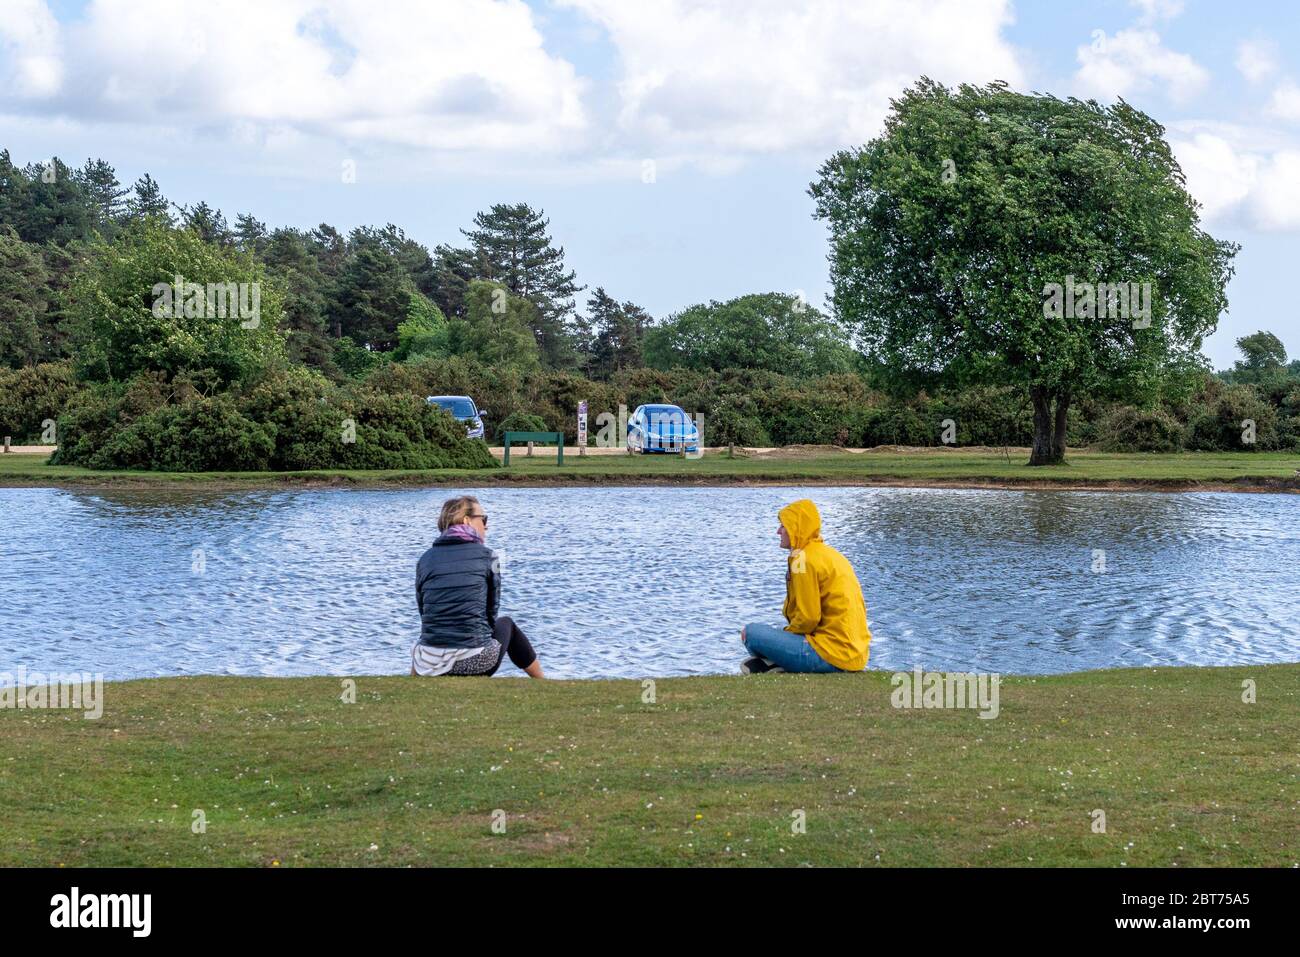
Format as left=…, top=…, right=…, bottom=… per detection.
left=485, top=616, right=537, bottom=675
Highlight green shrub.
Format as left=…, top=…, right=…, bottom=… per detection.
left=926, top=386, right=1034, bottom=447
left=1093, top=406, right=1185, bottom=452
left=128, top=397, right=276, bottom=471
left=328, top=390, right=493, bottom=469
left=495, top=411, right=547, bottom=440
left=704, top=394, right=771, bottom=447
left=0, top=361, right=80, bottom=443
left=51, top=365, right=497, bottom=472
left=50, top=374, right=171, bottom=466
left=333, top=338, right=390, bottom=379
left=1185, top=384, right=1279, bottom=451
left=57, top=391, right=276, bottom=471
left=1277, top=385, right=1300, bottom=451
left=860, top=405, right=932, bottom=446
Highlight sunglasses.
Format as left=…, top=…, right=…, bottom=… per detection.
left=467, top=512, right=489, bottom=527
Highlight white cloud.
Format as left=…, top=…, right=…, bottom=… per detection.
left=0, top=0, right=589, bottom=153
left=561, top=0, right=1026, bottom=157
left=1129, top=0, right=1184, bottom=25
left=1246, top=151, right=1300, bottom=230
left=1172, top=128, right=1300, bottom=232
left=1235, top=39, right=1278, bottom=85
left=1267, top=81, right=1300, bottom=122
left=0, top=0, right=62, bottom=97
left=1172, top=132, right=1259, bottom=221
left=1074, top=27, right=1208, bottom=104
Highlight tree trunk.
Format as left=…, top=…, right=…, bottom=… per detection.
left=1028, top=386, right=1068, bottom=466
left=1052, top=390, right=1071, bottom=462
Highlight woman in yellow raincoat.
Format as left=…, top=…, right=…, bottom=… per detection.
left=741, top=498, right=871, bottom=674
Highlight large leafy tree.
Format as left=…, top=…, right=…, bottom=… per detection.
left=447, top=279, right=541, bottom=370
left=66, top=222, right=283, bottom=385
left=810, top=79, right=1238, bottom=464
left=0, top=227, right=50, bottom=367
left=1227, top=330, right=1289, bottom=385
left=644, top=292, right=856, bottom=377
left=461, top=203, right=582, bottom=367
left=394, top=292, right=450, bottom=361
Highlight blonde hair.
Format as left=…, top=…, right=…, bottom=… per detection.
left=438, top=495, right=482, bottom=531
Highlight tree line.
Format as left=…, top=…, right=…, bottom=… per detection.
left=3, top=76, right=1300, bottom=473
left=0, top=149, right=855, bottom=384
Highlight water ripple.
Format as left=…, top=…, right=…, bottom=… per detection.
left=0, top=486, right=1296, bottom=679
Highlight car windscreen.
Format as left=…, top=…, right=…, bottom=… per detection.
left=432, top=399, right=476, bottom=418
left=644, top=407, right=689, bottom=429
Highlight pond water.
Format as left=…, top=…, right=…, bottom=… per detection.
left=1, top=486, right=1296, bottom=679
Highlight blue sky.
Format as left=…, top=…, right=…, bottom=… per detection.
left=2, top=0, right=1298, bottom=369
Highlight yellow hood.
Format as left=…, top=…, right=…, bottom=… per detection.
left=777, top=497, right=872, bottom=671
left=779, top=499, right=822, bottom=550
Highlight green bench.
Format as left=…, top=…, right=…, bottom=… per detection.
left=502, top=431, right=564, bottom=466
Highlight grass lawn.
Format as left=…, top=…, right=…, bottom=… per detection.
left=2, top=447, right=1299, bottom=490
left=1, top=665, right=1295, bottom=866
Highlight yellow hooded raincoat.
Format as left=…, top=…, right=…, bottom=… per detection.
left=779, top=499, right=871, bottom=671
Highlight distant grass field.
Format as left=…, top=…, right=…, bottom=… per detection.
left=2, top=448, right=1298, bottom=490
left=0, top=666, right=1294, bottom=867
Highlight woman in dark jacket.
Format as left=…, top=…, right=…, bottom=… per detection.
left=411, top=495, right=545, bottom=678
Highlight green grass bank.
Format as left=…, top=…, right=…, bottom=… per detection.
left=1, top=665, right=1295, bottom=867
left=2, top=448, right=1299, bottom=491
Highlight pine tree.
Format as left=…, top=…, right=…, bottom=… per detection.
left=379, top=224, right=436, bottom=297
left=127, top=174, right=172, bottom=223
left=178, top=201, right=232, bottom=246
left=326, top=228, right=413, bottom=351
left=461, top=203, right=583, bottom=367
left=234, top=213, right=267, bottom=253
left=429, top=244, right=483, bottom=320
left=36, top=241, right=79, bottom=361
left=588, top=288, right=650, bottom=379
left=310, top=224, right=349, bottom=337
left=0, top=227, right=49, bottom=368
left=0, top=151, right=27, bottom=234
left=263, top=228, right=333, bottom=368
left=16, top=157, right=94, bottom=245
left=75, top=158, right=129, bottom=236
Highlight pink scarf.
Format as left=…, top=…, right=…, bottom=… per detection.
left=441, top=522, right=483, bottom=544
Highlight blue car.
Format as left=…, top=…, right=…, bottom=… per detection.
left=427, top=395, right=487, bottom=440
left=627, top=403, right=700, bottom=454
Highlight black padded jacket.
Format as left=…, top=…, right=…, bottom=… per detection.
left=415, top=531, right=499, bottom=648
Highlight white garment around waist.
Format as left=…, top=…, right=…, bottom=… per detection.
left=411, top=641, right=491, bottom=677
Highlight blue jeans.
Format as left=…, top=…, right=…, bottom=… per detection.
left=743, top=623, right=841, bottom=673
